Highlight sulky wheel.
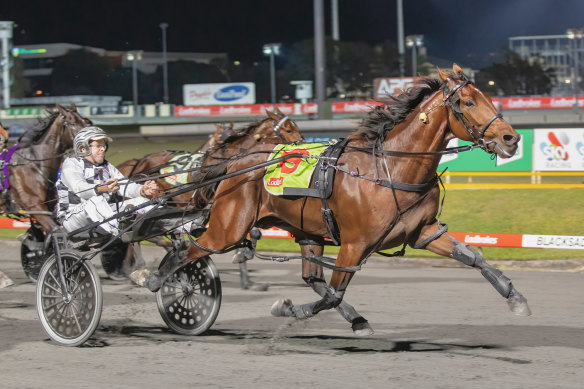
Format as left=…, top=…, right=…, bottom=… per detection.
left=20, top=226, right=48, bottom=282
left=156, top=256, right=221, bottom=335
left=36, top=251, right=102, bottom=347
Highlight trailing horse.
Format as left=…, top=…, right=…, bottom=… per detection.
left=117, top=109, right=303, bottom=280
left=118, top=108, right=303, bottom=209
left=0, top=105, right=90, bottom=280
left=138, top=65, right=531, bottom=335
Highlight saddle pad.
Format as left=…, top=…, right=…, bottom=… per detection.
left=160, top=153, right=203, bottom=186
left=264, top=143, right=328, bottom=196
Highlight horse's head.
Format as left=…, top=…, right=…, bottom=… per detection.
left=55, top=103, right=93, bottom=148
left=439, top=64, right=520, bottom=158
left=262, top=107, right=304, bottom=143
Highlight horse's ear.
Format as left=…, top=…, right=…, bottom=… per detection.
left=228, top=121, right=234, bottom=129
left=56, top=104, right=68, bottom=116
left=265, top=109, right=278, bottom=121
left=452, top=63, right=464, bottom=77
left=274, top=105, right=284, bottom=116
left=437, top=67, right=449, bottom=82
left=69, top=102, right=77, bottom=111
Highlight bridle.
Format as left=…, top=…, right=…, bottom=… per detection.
left=59, top=111, right=88, bottom=147
left=442, top=78, right=502, bottom=153
left=272, top=115, right=290, bottom=138
left=272, top=115, right=304, bottom=143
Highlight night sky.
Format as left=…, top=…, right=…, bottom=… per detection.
left=2, top=0, right=583, bottom=67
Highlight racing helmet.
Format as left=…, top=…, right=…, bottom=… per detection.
left=73, top=126, right=113, bottom=156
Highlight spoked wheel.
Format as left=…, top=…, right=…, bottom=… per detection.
left=36, top=251, right=102, bottom=346
left=156, top=256, right=221, bottom=335
left=20, top=226, right=48, bottom=282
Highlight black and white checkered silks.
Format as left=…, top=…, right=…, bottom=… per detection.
left=56, top=156, right=150, bottom=234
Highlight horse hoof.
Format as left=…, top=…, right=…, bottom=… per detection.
left=271, top=298, right=294, bottom=317
left=507, top=291, right=532, bottom=316
left=352, top=321, right=374, bottom=336
left=129, top=269, right=150, bottom=287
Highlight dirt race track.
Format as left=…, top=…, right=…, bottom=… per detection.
left=1, top=239, right=584, bottom=389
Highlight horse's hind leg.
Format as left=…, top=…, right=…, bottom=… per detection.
left=417, top=225, right=531, bottom=316
left=272, top=244, right=366, bottom=329
left=285, top=242, right=372, bottom=335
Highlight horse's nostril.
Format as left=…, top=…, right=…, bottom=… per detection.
left=503, top=135, right=518, bottom=146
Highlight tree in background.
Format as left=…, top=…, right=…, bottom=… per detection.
left=476, top=50, right=555, bottom=96
left=284, top=38, right=400, bottom=100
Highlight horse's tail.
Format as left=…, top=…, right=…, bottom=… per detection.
left=189, top=162, right=228, bottom=209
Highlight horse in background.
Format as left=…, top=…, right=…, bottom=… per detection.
left=118, top=108, right=302, bottom=209
left=138, top=65, right=531, bottom=335
left=116, top=108, right=303, bottom=282
left=0, top=104, right=91, bottom=281
left=0, top=104, right=91, bottom=232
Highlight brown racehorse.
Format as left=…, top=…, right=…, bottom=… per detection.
left=0, top=104, right=90, bottom=233
left=140, top=65, right=531, bottom=335
left=1, top=105, right=91, bottom=281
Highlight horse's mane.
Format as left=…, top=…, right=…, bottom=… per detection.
left=350, top=77, right=445, bottom=145
left=218, top=119, right=264, bottom=145
left=18, top=110, right=59, bottom=147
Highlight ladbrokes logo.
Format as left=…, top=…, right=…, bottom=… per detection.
left=464, top=234, right=498, bottom=245
left=267, top=177, right=283, bottom=187
left=540, top=131, right=569, bottom=161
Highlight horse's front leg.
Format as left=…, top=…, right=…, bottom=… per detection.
left=274, top=241, right=372, bottom=335
left=415, top=222, right=531, bottom=316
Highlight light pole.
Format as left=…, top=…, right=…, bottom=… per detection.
left=159, top=23, right=169, bottom=104
left=405, top=35, right=424, bottom=76
left=0, top=21, right=13, bottom=108
left=567, top=28, right=583, bottom=108
left=126, top=50, right=143, bottom=116
left=263, top=43, right=281, bottom=105
left=396, top=0, right=405, bottom=77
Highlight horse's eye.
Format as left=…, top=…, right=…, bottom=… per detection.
left=465, top=101, right=474, bottom=107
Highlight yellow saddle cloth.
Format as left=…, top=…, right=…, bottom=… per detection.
left=263, top=143, right=329, bottom=196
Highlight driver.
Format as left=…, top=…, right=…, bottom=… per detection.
left=56, top=126, right=159, bottom=235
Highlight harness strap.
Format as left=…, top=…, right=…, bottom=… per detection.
left=316, top=138, right=350, bottom=246
left=0, top=145, right=22, bottom=191
left=413, top=222, right=449, bottom=249
left=254, top=251, right=363, bottom=273
left=377, top=176, right=438, bottom=192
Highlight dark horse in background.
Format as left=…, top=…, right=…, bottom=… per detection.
left=139, top=65, right=531, bottom=335
left=0, top=104, right=91, bottom=280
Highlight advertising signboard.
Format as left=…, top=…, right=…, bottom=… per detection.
left=533, top=128, right=584, bottom=171
left=373, top=77, right=420, bottom=98
left=183, top=82, right=256, bottom=106
left=438, top=129, right=533, bottom=171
